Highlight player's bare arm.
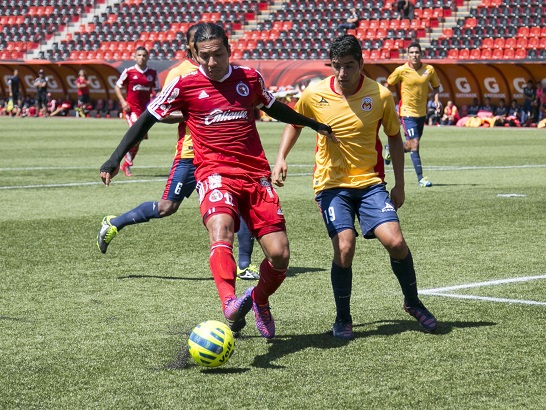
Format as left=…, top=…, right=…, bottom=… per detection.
left=387, top=131, right=405, bottom=209
left=114, top=84, right=130, bottom=112
left=272, top=124, right=303, bottom=187
left=99, top=110, right=158, bottom=186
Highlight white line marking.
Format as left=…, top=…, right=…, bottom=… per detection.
left=421, top=293, right=546, bottom=306
left=421, top=275, right=546, bottom=306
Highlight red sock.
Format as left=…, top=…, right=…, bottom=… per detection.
left=253, top=259, right=287, bottom=306
left=209, top=241, right=237, bottom=310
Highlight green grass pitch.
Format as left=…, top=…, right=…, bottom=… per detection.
left=1, top=117, right=545, bottom=409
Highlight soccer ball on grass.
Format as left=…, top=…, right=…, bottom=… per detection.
left=187, top=320, right=235, bottom=367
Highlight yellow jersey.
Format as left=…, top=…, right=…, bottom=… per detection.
left=163, top=59, right=198, bottom=159
left=387, top=62, right=440, bottom=117
left=294, top=75, right=400, bottom=193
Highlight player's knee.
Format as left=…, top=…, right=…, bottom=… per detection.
left=386, top=237, right=408, bottom=259
left=158, top=200, right=180, bottom=217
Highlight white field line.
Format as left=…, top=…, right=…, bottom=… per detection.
left=1, top=164, right=546, bottom=190
left=421, top=275, right=546, bottom=306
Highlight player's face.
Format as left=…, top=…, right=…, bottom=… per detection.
left=331, top=55, right=362, bottom=93
left=134, top=50, right=149, bottom=68
left=408, top=47, right=422, bottom=66
left=196, top=39, right=231, bottom=81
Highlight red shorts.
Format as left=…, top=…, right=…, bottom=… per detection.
left=124, top=110, right=148, bottom=139
left=196, top=174, right=286, bottom=238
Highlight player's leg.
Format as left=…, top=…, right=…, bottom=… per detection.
left=236, top=218, right=258, bottom=280
left=316, top=188, right=358, bottom=339
left=199, top=177, right=254, bottom=333
left=97, top=158, right=195, bottom=253
left=120, top=111, right=139, bottom=175
left=243, top=178, right=289, bottom=338
left=365, top=185, right=437, bottom=332
left=406, top=116, right=431, bottom=186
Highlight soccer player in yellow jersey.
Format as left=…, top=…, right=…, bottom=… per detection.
left=96, top=24, right=257, bottom=279
left=272, top=35, right=437, bottom=339
left=386, top=42, right=440, bottom=187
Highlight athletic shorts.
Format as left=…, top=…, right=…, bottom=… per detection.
left=401, top=116, right=426, bottom=140
left=78, top=94, right=91, bottom=105
left=162, top=157, right=197, bottom=202
left=196, top=174, right=286, bottom=238
left=36, top=92, right=48, bottom=108
left=315, top=184, right=399, bottom=239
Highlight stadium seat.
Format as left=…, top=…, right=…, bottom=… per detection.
left=481, top=37, right=494, bottom=49
left=516, top=37, right=528, bottom=49
left=514, top=48, right=526, bottom=59
left=503, top=48, right=515, bottom=59
left=480, top=48, right=492, bottom=59
left=447, top=49, right=458, bottom=59
left=469, top=48, right=481, bottom=59
left=505, top=37, right=517, bottom=48
left=458, top=48, right=470, bottom=59
left=493, top=38, right=505, bottom=49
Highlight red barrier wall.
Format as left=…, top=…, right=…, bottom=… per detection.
left=2, top=60, right=545, bottom=109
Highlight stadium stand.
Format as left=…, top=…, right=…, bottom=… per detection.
left=0, top=0, right=544, bottom=61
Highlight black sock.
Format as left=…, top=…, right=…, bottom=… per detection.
left=390, top=250, right=419, bottom=306
left=331, top=261, right=352, bottom=323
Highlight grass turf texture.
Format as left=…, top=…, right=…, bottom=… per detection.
left=1, top=117, right=545, bottom=409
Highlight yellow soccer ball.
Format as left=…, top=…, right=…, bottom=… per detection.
left=187, top=320, right=235, bottom=367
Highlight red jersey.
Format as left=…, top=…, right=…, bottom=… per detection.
left=76, top=77, right=89, bottom=97
left=116, top=65, right=159, bottom=115
left=148, top=65, right=275, bottom=181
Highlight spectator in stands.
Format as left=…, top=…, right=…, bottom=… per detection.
left=337, top=8, right=360, bottom=32
left=479, top=97, right=495, bottom=115
left=7, top=69, right=21, bottom=117
left=441, top=100, right=460, bottom=125
left=393, top=0, right=413, bottom=20
left=114, top=46, right=159, bottom=177
left=76, top=69, right=91, bottom=118
left=49, top=94, right=73, bottom=117
left=467, top=98, right=480, bottom=117
left=33, top=69, right=49, bottom=117
left=521, top=79, right=537, bottom=125
left=426, top=97, right=442, bottom=126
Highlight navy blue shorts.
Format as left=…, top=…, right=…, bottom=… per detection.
left=401, top=116, right=426, bottom=140
left=315, top=184, right=399, bottom=239
left=162, top=157, right=197, bottom=202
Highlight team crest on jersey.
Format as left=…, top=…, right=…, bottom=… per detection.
left=236, top=82, right=250, bottom=97
left=167, top=88, right=179, bottom=103
left=314, top=96, right=329, bottom=107
left=361, top=97, right=372, bottom=111
left=209, top=189, right=223, bottom=202
left=147, top=75, right=154, bottom=82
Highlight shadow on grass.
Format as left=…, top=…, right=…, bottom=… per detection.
left=250, top=319, right=497, bottom=368
left=286, top=266, right=327, bottom=277
left=118, top=274, right=211, bottom=281
left=118, top=267, right=326, bottom=281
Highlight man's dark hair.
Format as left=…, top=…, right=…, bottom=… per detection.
left=407, top=42, right=422, bottom=53
left=329, top=35, right=362, bottom=62
left=185, top=23, right=205, bottom=58
left=194, top=23, right=229, bottom=53
left=135, top=46, right=148, bottom=54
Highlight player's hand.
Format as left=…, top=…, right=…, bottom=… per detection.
left=100, top=159, right=120, bottom=186
left=390, top=185, right=405, bottom=210
left=316, top=123, right=339, bottom=144
left=121, top=101, right=130, bottom=112
left=271, top=159, right=288, bottom=187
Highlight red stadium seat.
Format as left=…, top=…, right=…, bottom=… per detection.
left=447, top=49, right=459, bottom=59
left=465, top=17, right=477, bottom=28
left=491, top=48, right=503, bottom=59
left=541, top=27, right=546, bottom=37
left=503, top=48, right=515, bottom=59
left=469, top=49, right=481, bottom=59
left=361, top=49, right=371, bottom=59
left=358, top=20, right=370, bottom=29
left=527, top=37, right=539, bottom=49
left=516, top=37, right=527, bottom=49
left=493, top=38, right=505, bottom=49
left=505, top=37, right=517, bottom=49
left=480, top=48, right=492, bottom=59
left=481, top=37, right=494, bottom=49
left=458, top=49, right=470, bottom=59
left=516, top=27, right=529, bottom=38
left=514, top=48, right=526, bottom=59
left=529, top=26, right=541, bottom=38
left=539, top=37, right=546, bottom=48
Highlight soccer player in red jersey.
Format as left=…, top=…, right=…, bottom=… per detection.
left=76, top=69, right=91, bottom=117
left=100, top=23, right=333, bottom=339
left=114, top=46, right=159, bottom=176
